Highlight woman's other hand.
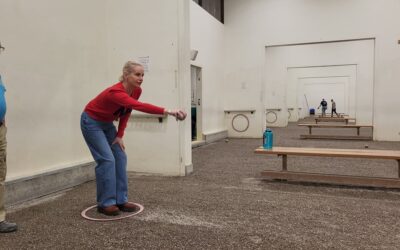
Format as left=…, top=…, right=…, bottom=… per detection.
left=112, top=137, right=125, bottom=151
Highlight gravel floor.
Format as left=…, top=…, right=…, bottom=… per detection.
left=1, top=123, right=400, bottom=249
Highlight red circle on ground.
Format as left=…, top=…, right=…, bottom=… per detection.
left=81, top=202, right=144, bottom=221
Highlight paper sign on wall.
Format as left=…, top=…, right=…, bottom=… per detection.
left=137, top=56, right=150, bottom=72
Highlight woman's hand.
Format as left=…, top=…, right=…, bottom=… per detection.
left=112, top=137, right=125, bottom=151
left=176, top=110, right=187, bottom=120
left=165, top=109, right=187, bottom=121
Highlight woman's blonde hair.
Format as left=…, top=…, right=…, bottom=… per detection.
left=119, top=61, right=143, bottom=82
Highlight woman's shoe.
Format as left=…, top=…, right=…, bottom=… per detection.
left=117, top=203, right=139, bottom=212
left=97, top=205, right=120, bottom=216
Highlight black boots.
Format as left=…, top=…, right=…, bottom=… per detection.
left=0, top=221, right=17, bottom=233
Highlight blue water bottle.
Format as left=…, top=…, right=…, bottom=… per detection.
left=263, top=128, right=273, bottom=149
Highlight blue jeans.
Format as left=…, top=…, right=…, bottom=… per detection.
left=322, top=107, right=327, bottom=116
left=80, top=112, right=128, bottom=207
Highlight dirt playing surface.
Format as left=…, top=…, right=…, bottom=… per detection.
left=2, top=123, right=400, bottom=249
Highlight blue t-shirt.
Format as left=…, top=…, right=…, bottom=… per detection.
left=0, top=75, right=7, bottom=121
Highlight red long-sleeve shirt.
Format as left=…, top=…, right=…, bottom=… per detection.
left=84, top=82, right=165, bottom=138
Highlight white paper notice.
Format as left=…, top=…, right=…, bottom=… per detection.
left=137, top=56, right=150, bottom=72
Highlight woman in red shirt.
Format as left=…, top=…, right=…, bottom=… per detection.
left=81, top=61, right=186, bottom=216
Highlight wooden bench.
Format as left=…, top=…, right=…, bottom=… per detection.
left=254, top=146, right=400, bottom=188
left=315, top=117, right=356, bottom=124
left=298, top=123, right=373, bottom=140
left=317, top=114, right=347, bottom=118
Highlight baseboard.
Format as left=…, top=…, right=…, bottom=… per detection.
left=191, top=140, right=206, bottom=148
left=203, top=129, right=228, bottom=143
left=192, top=130, right=228, bottom=148
left=5, top=162, right=95, bottom=206
left=185, top=164, right=193, bottom=176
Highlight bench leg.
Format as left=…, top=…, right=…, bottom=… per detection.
left=357, top=127, right=360, bottom=136
left=309, top=127, right=312, bottom=135
left=282, top=155, right=287, bottom=171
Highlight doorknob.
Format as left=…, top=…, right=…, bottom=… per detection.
left=198, top=99, right=201, bottom=106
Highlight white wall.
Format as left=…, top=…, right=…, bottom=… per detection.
left=288, top=65, right=357, bottom=120
left=190, top=2, right=226, bottom=136
left=224, top=0, right=400, bottom=141
left=0, top=0, right=191, bottom=180
left=106, top=0, right=191, bottom=176
left=268, top=40, right=374, bottom=125
left=0, top=0, right=108, bottom=179
left=300, top=77, right=350, bottom=116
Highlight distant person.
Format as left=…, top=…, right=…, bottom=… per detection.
left=0, top=46, right=18, bottom=233
left=317, top=98, right=328, bottom=117
left=81, top=61, right=186, bottom=216
left=331, top=99, right=339, bottom=117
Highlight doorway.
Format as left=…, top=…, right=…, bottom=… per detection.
left=301, top=76, right=351, bottom=117
left=191, top=65, right=202, bottom=141
left=265, top=39, right=374, bottom=125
